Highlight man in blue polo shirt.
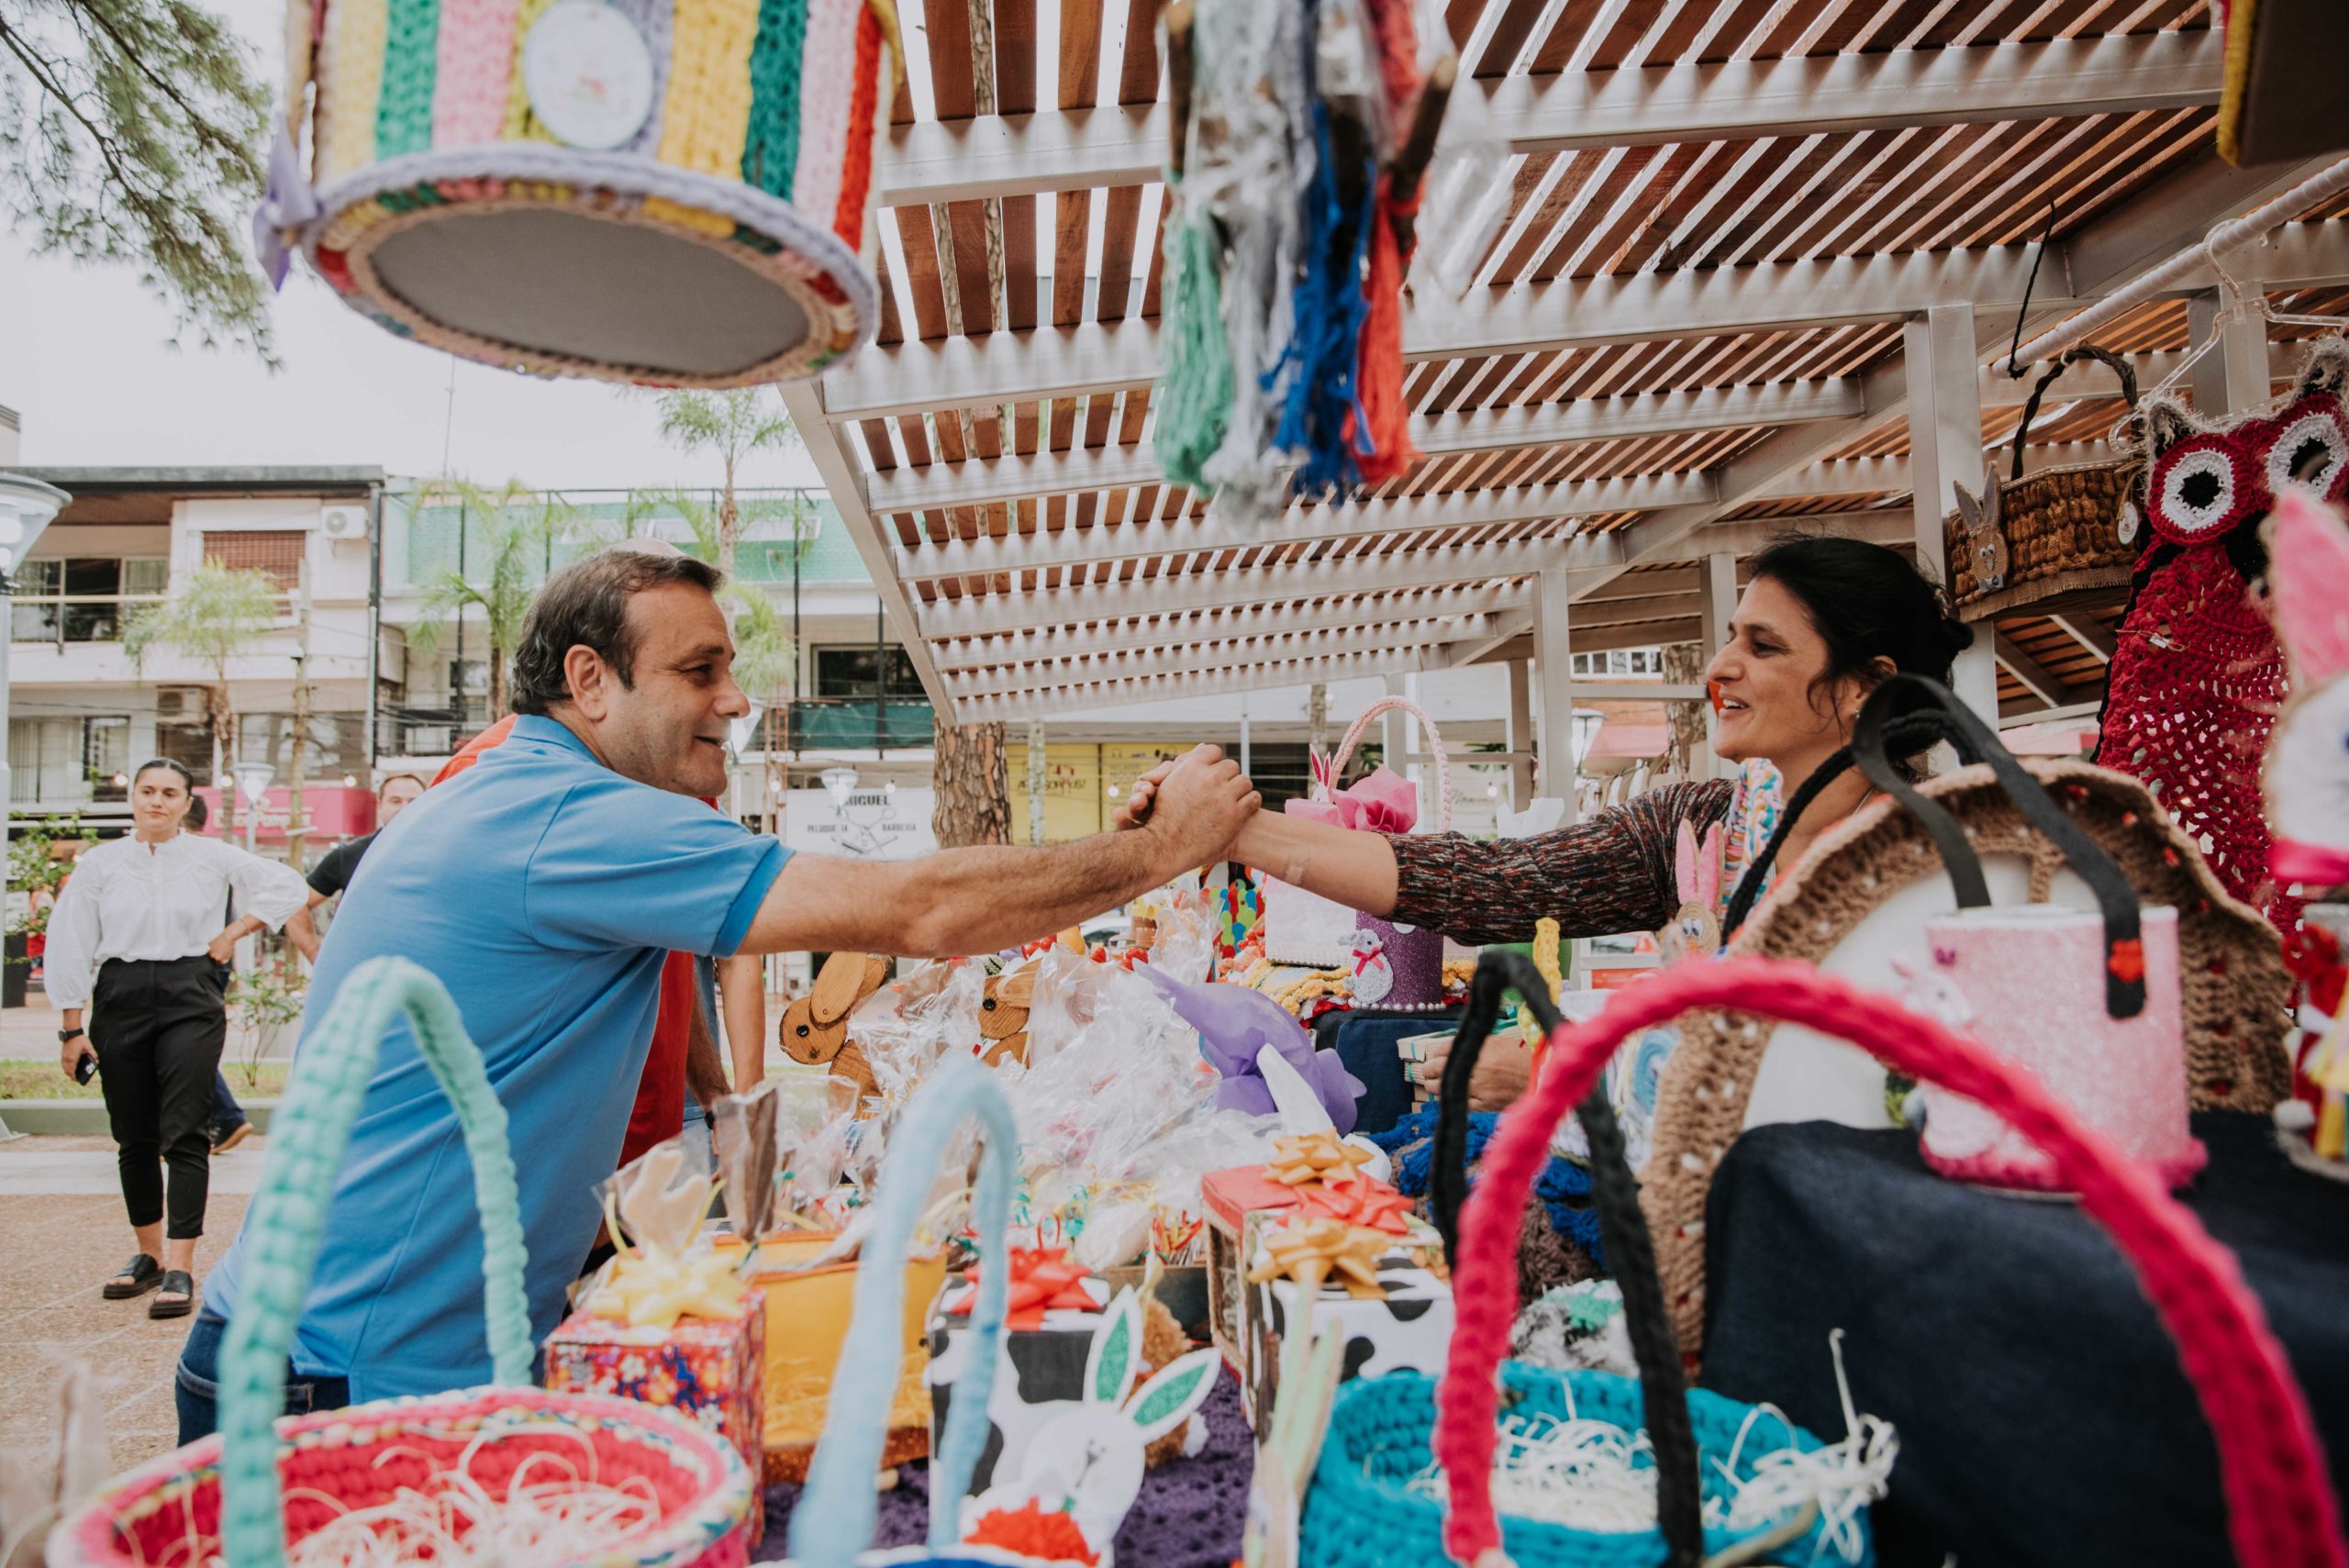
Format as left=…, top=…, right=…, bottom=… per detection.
left=174, top=543, right=1257, bottom=1435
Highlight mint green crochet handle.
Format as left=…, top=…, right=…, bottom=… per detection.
left=786, top=1057, right=1018, bottom=1566
left=218, top=957, right=534, bottom=1568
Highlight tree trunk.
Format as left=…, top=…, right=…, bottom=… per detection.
left=214, top=688, right=238, bottom=836
left=932, top=717, right=1010, bottom=848
left=1664, top=642, right=1707, bottom=783
left=718, top=461, right=739, bottom=581
left=489, top=651, right=508, bottom=722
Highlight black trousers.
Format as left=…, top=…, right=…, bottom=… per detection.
left=93, top=956, right=228, bottom=1240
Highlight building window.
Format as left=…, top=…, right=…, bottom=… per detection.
left=1569, top=648, right=1663, bottom=677
left=813, top=646, right=924, bottom=700
left=203, top=530, right=305, bottom=590
left=9, top=557, right=170, bottom=644
left=8, top=715, right=131, bottom=806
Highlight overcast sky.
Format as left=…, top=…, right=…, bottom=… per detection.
left=0, top=0, right=824, bottom=494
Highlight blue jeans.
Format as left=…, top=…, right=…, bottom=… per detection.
left=209, top=1072, right=245, bottom=1140
left=173, top=1309, right=350, bottom=1445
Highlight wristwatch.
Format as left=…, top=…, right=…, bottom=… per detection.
left=58, top=1027, right=84, bottom=1043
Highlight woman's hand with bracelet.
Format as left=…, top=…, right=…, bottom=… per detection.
left=59, top=1010, right=93, bottom=1082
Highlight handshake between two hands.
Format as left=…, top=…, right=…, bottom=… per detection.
left=1117, top=744, right=1261, bottom=867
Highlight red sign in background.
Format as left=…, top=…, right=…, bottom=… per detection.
left=191, top=784, right=376, bottom=842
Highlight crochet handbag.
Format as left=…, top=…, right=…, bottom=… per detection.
left=1648, top=686, right=2292, bottom=1351
left=1944, top=345, right=2144, bottom=617
left=778, top=1059, right=1063, bottom=1568
left=1435, top=955, right=2343, bottom=1568
left=256, top=0, right=899, bottom=385
left=1260, top=695, right=1452, bottom=1009
left=2094, top=338, right=2349, bottom=928
left=1303, top=951, right=1865, bottom=1568
left=50, top=957, right=754, bottom=1568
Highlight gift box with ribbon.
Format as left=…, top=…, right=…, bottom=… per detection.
left=542, top=1141, right=769, bottom=1545
left=1241, top=1213, right=1453, bottom=1430
left=923, top=1247, right=1203, bottom=1496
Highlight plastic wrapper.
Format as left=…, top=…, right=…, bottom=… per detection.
left=848, top=957, right=985, bottom=1117
left=1150, top=884, right=1220, bottom=986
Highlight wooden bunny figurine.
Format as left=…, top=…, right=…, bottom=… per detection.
left=1952, top=455, right=2010, bottom=595
left=977, top=960, right=1038, bottom=1067
left=1659, top=819, right=1725, bottom=962
left=778, top=951, right=892, bottom=1100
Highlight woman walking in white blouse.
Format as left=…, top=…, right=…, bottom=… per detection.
left=45, top=759, right=310, bottom=1318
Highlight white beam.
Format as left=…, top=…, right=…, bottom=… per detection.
left=876, top=31, right=2221, bottom=206
left=2187, top=290, right=2277, bottom=416
left=777, top=383, right=954, bottom=718
left=868, top=382, right=1864, bottom=515
left=2048, top=614, right=2117, bottom=662
left=1908, top=305, right=2001, bottom=719
left=821, top=218, right=2349, bottom=420
left=1993, top=631, right=2072, bottom=709
left=956, top=646, right=1454, bottom=724
left=1534, top=565, right=1575, bottom=817
left=1507, top=660, right=1533, bottom=807
left=928, top=584, right=1526, bottom=669
left=940, top=614, right=1508, bottom=699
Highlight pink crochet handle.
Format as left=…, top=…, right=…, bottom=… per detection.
left=1323, top=695, right=1452, bottom=830
left=1433, top=956, right=2343, bottom=1568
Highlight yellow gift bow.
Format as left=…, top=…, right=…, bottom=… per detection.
left=1247, top=1217, right=1389, bottom=1300
left=588, top=1151, right=751, bottom=1330
left=1264, top=1130, right=1375, bottom=1188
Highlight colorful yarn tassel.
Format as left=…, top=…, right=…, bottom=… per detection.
left=1155, top=190, right=1234, bottom=494
left=1273, top=102, right=1374, bottom=499
left=1349, top=174, right=1417, bottom=484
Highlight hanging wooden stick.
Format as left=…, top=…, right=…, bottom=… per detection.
left=1386, top=53, right=1457, bottom=257
left=1165, top=2, right=1196, bottom=179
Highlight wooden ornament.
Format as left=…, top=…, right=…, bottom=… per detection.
left=979, top=1031, right=1030, bottom=1068
left=778, top=996, right=847, bottom=1066
left=809, top=951, right=871, bottom=1026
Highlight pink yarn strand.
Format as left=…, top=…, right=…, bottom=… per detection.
left=1433, top=956, right=2344, bottom=1568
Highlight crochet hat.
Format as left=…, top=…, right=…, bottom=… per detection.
left=258, top=0, right=902, bottom=386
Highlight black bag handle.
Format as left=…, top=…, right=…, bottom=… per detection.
left=1431, top=950, right=1703, bottom=1568
left=1850, top=675, right=2146, bottom=1018
left=2010, top=344, right=2139, bottom=482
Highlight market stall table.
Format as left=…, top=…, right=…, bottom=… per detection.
left=1699, top=1115, right=2349, bottom=1568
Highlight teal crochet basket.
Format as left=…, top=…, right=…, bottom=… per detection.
left=49, top=957, right=754, bottom=1568
left=778, top=1058, right=1062, bottom=1568
left=1298, top=951, right=1868, bottom=1568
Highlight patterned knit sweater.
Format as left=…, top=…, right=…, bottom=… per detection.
left=1383, top=779, right=1736, bottom=946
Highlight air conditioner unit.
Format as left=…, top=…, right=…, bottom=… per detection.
left=319, top=505, right=369, bottom=540
left=156, top=686, right=209, bottom=723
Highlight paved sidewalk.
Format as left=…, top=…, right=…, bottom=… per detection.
left=0, top=1135, right=256, bottom=1472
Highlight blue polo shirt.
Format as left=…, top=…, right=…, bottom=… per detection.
left=203, top=717, right=786, bottom=1400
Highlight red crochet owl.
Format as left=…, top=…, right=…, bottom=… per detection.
left=2094, top=339, right=2349, bottom=930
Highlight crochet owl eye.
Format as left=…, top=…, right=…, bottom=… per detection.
left=2263, top=406, right=2349, bottom=502
left=2153, top=442, right=2252, bottom=543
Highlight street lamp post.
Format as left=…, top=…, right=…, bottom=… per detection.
left=0, top=473, right=70, bottom=1029
left=230, top=762, right=276, bottom=855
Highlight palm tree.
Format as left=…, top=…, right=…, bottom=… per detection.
left=406, top=479, right=571, bottom=721
left=649, top=389, right=803, bottom=578
left=122, top=561, right=279, bottom=833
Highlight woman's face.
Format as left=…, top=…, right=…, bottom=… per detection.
left=131, top=769, right=193, bottom=836
left=1702, top=574, right=1875, bottom=776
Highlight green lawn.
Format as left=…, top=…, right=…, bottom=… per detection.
left=0, top=1060, right=291, bottom=1100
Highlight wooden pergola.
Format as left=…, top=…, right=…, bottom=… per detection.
left=778, top=0, right=2349, bottom=795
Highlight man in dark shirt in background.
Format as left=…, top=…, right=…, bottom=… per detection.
left=285, top=774, right=424, bottom=962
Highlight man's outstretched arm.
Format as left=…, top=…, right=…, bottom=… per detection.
left=739, top=744, right=1255, bottom=957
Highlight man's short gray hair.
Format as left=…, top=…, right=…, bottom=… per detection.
left=507, top=547, right=724, bottom=716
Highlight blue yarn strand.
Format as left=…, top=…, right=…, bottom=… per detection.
left=1370, top=1105, right=1608, bottom=1266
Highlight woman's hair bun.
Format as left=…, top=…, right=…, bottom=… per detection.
left=1939, top=615, right=1977, bottom=660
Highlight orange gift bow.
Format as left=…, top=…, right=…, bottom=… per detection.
left=1247, top=1217, right=1389, bottom=1300
left=1264, top=1130, right=1375, bottom=1188
left=1296, top=1171, right=1412, bottom=1235
left=948, top=1245, right=1098, bottom=1330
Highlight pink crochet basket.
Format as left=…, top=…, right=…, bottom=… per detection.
left=1437, top=956, right=2345, bottom=1568
left=47, top=959, right=753, bottom=1568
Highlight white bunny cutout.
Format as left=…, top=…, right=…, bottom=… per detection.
left=961, top=1286, right=1222, bottom=1559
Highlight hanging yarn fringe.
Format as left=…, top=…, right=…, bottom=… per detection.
left=1350, top=172, right=1419, bottom=484
left=1156, top=193, right=1234, bottom=495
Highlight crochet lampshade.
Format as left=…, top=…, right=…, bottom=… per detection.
left=260, top=0, right=900, bottom=386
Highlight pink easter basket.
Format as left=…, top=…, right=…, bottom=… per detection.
left=48, top=959, right=753, bottom=1568
left=1438, top=956, right=2344, bottom=1568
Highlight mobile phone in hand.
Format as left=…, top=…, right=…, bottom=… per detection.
left=74, top=1053, right=97, bottom=1085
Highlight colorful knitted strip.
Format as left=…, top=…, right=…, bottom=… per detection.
left=832, top=2, right=883, bottom=250
left=317, top=0, right=391, bottom=181
left=373, top=0, right=440, bottom=156
left=656, top=0, right=760, bottom=179
left=497, top=0, right=562, bottom=140
left=430, top=0, right=519, bottom=147
left=1433, top=956, right=2346, bottom=1568
left=787, top=0, right=858, bottom=220
left=740, top=0, right=808, bottom=197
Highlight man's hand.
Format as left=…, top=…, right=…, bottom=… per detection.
left=1135, top=745, right=1258, bottom=871
left=206, top=928, right=240, bottom=965
left=1114, top=759, right=1178, bottom=830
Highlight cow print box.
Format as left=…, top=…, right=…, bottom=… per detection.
left=1242, top=1248, right=1453, bottom=1430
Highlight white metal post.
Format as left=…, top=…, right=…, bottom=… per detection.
left=2188, top=289, right=2275, bottom=415
left=1904, top=306, right=2000, bottom=719
left=1699, top=550, right=1737, bottom=779
left=1534, top=565, right=1577, bottom=825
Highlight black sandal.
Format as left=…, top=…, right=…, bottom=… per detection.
left=148, top=1270, right=197, bottom=1320
left=102, top=1253, right=162, bottom=1299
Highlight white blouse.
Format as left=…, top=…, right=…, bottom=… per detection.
left=42, top=833, right=311, bottom=1010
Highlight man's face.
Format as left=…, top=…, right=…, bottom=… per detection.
left=586, top=581, right=749, bottom=797
left=379, top=776, right=424, bottom=824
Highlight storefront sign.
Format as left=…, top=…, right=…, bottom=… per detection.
left=784, top=786, right=939, bottom=861
left=193, top=785, right=376, bottom=841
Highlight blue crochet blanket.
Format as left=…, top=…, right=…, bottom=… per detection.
left=1367, top=1105, right=1607, bottom=1266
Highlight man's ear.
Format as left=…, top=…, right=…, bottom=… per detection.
left=563, top=644, right=611, bottom=720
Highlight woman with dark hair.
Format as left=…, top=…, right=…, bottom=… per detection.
left=45, top=760, right=310, bottom=1317
left=1124, top=536, right=1976, bottom=1106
